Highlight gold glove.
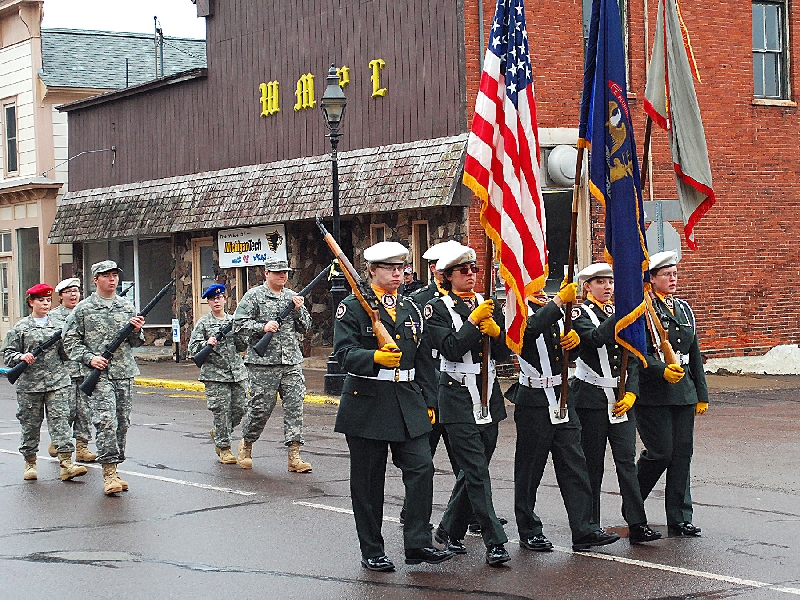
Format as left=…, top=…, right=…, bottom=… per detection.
left=479, top=317, right=501, bottom=338
left=695, top=401, right=708, bottom=415
left=428, top=408, right=436, bottom=425
left=663, top=364, right=685, bottom=384
left=556, top=281, right=578, bottom=304
left=469, top=299, right=495, bottom=323
left=374, top=343, right=402, bottom=368
left=612, top=392, right=636, bottom=417
left=560, top=329, right=580, bottom=351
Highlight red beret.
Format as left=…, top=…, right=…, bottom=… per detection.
left=26, top=283, right=54, bottom=298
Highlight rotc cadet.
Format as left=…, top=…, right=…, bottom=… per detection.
left=636, top=250, right=708, bottom=537
left=232, top=259, right=313, bottom=473
left=570, top=263, right=661, bottom=544
left=188, top=284, right=249, bottom=464
left=334, top=241, right=453, bottom=572
left=425, top=244, right=511, bottom=567
left=47, top=277, right=97, bottom=463
left=505, top=278, right=621, bottom=553
left=63, top=260, right=145, bottom=495
left=3, top=283, right=87, bottom=481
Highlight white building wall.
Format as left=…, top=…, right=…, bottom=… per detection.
left=52, top=108, right=69, bottom=186
left=0, top=39, right=35, bottom=177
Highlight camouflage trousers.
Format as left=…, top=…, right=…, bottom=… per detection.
left=88, top=376, right=133, bottom=465
left=241, top=364, right=305, bottom=445
left=67, top=376, right=93, bottom=442
left=17, top=386, right=73, bottom=457
left=205, top=380, right=247, bottom=449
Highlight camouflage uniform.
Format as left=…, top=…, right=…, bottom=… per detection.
left=62, top=292, right=144, bottom=464
left=233, top=283, right=311, bottom=445
left=49, top=304, right=93, bottom=444
left=2, top=316, right=73, bottom=456
left=188, top=312, right=249, bottom=449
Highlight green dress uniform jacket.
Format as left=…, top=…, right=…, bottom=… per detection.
left=409, top=281, right=446, bottom=409
left=2, top=316, right=70, bottom=392
left=333, top=293, right=432, bottom=442
left=188, top=312, right=249, bottom=383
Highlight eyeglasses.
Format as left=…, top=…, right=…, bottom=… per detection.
left=455, top=265, right=480, bottom=275
left=656, top=271, right=678, bottom=279
left=375, top=265, right=405, bottom=273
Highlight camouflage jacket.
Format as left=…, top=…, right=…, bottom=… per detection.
left=232, top=284, right=311, bottom=366
left=188, top=312, right=249, bottom=383
left=62, top=292, right=144, bottom=380
left=48, top=304, right=81, bottom=378
left=2, top=315, right=70, bottom=392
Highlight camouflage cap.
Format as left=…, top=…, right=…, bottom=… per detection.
left=91, top=260, right=122, bottom=278
left=264, top=259, right=291, bottom=272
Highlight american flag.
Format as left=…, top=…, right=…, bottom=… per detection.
left=462, top=0, right=547, bottom=355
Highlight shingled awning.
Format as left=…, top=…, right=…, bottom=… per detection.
left=49, top=134, right=469, bottom=243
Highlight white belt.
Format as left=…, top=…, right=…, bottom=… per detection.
left=518, top=373, right=562, bottom=389
left=349, top=368, right=416, bottom=382
left=574, top=361, right=619, bottom=388
left=440, top=359, right=481, bottom=375
left=674, top=351, right=690, bottom=365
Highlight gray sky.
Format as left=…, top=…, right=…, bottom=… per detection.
left=41, top=0, right=206, bottom=39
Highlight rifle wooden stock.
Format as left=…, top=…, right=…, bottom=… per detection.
left=316, top=218, right=396, bottom=350
left=6, top=330, right=63, bottom=385
left=252, top=263, right=332, bottom=357
left=80, top=277, right=176, bottom=396
left=643, top=287, right=679, bottom=365
left=192, top=321, right=233, bottom=367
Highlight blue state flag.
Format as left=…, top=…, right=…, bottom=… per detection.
left=578, top=0, right=648, bottom=363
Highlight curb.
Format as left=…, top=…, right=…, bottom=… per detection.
left=133, top=377, right=339, bottom=405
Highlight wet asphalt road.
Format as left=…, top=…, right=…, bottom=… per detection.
left=0, top=379, right=799, bottom=600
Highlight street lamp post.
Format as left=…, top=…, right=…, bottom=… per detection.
left=321, top=64, right=348, bottom=396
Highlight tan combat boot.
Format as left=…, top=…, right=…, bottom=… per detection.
left=59, top=453, right=88, bottom=481
left=111, top=465, right=129, bottom=491
left=102, top=464, right=123, bottom=495
left=288, top=441, right=312, bottom=473
left=75, top=440, right=98, bottom=462
left=237, top=439, right=253, bottom=469
left=23, top=456, right=37, bottom=481
left=218, top=447, right=237, bottom=464
left=210, top=429, right=220, bottom=456
left=48, top=442, right=58, bottom=457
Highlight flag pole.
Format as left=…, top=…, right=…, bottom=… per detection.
left=480, top=235, right=493, bottom=418
left=559, top=145, right=585, bottom=418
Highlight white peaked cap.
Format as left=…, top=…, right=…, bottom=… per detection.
left=436, top=244, right=477, bottom=272
left=422, top=239, right=464, bottom=261
left=363, top=241, right=409, bottom=264
left=648, top=250, right=680, bottom=271
left=576, top=263, right=613, bottom=282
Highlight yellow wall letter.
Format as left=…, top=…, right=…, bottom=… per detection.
left=368, top=59, right=387, bottom=97
left=337, top=65, right=351, bottom=89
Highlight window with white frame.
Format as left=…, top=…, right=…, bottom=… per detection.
left=411, top=221, right=429, bottom=284
left=753, top=1, right=789, bottom=99
left=3, top=102, right=18, bottom=175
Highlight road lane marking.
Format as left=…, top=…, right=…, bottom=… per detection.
left=0, top=448, right=255, bottom=497
left=294, top=500, right=800, bottom=596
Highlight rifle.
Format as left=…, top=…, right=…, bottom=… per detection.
left=119, top=281, right=135, bottom=297
left=79, top=278, right=176, bottom=396
left=252, top=263, right=332, bottom=357
left=316, top=217, right=397, bottom=350
left=6, top=330, right=63, bottom=385
left=643, top=283, right=679, bottom=365
left=192, top=321, right=233, bottom=367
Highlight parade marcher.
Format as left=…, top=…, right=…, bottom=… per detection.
left=232, top=259, right=313, bottom=473
left=425, top=244, right=511, bottom=567
left=636, top=250, right=708, bottom=537
left=188, top=284, right=249, bottom=464
left=47, top=277, right=97, bottom=463
left=570, top=263, right=661, bottom=544
left=2, top=284, right=87, bottom=482
left=505, top=277, right=621, bottom=553
left=334, top=241, right=453, bottom=571
left=63, top=261, right=145, bottom=495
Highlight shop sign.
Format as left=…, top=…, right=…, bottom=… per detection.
left=218, top=225, right=287, bottom=268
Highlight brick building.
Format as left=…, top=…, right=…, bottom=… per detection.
left=46, top=0, right=799, bottom=358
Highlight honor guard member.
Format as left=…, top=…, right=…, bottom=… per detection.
left=570, top=263, right=660, bottom=544
left=636, top=250, right=708, bottom=537
left=188, top=284, right=249, bottom=464
left=2, top=284, right=87, bottom=482
left=333, top=241, right=453, bottom=572
left=505, top=278, right=621, bottom=553
left=47, top=277, right=97, bottom=463
left=232, top=259, right=313, bottom=473
left=63, top=260, right=145, bottom=495
left=425, top=244, right=511, bottom=567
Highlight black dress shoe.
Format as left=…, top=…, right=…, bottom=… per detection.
left=434, top=525, right=467, bottom=554
left=468, top=516, right=507, bottom=533
left=572, top=529, right=621, bottom=552
left=628, top=523, right=663, bottom=544
left=361, top=555, right=395, bottom=572
left=405, top=546, right=455, bottom=565
left=485, top=544, right=511, bottom=566
left=668, top=522, right=702, bottom=537
left=399, top=508, right=405, bottom=525
left=519, top=534, right=554, bottom=552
